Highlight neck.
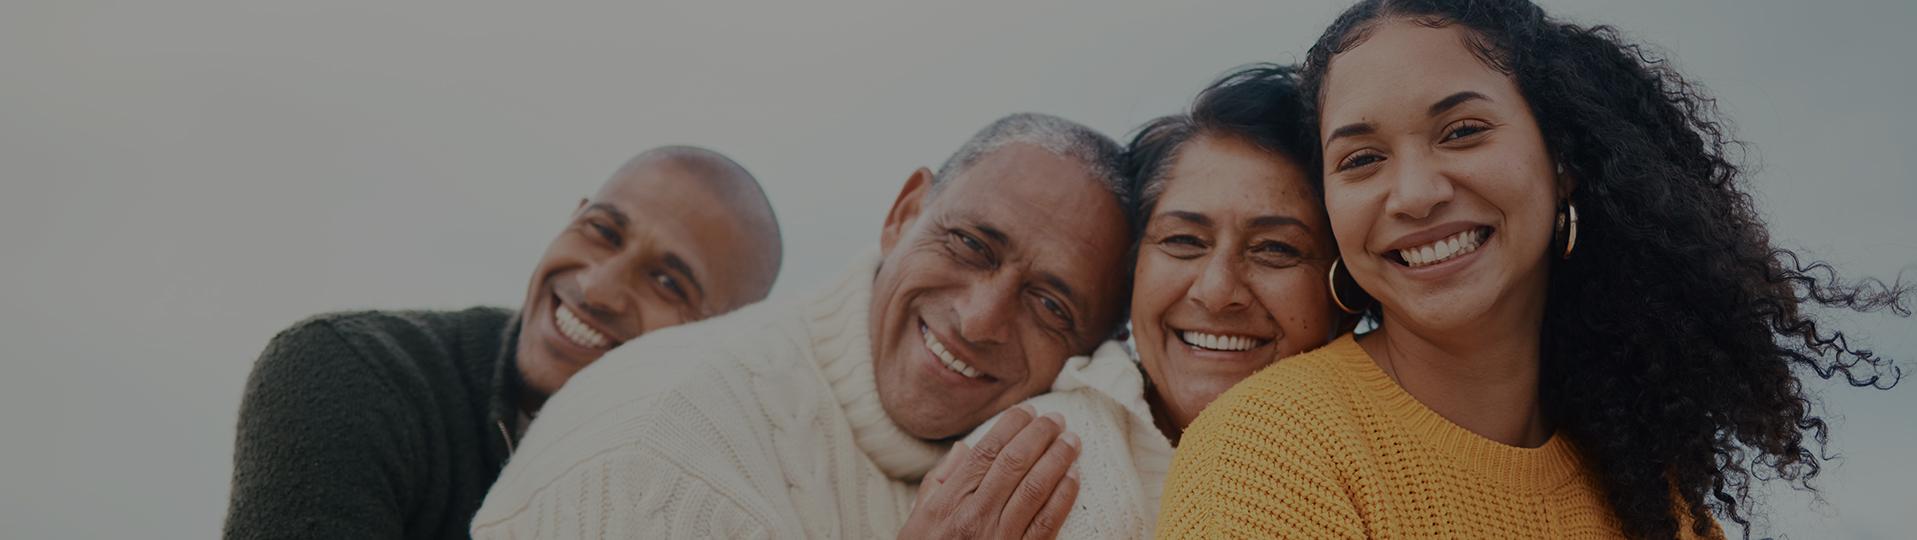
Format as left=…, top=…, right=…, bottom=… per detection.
left=1145, top=384, right=1183, bottom=446
left=1362, top=300, right=1550, bottom=448
left=518, top=390, right=547, bottom=417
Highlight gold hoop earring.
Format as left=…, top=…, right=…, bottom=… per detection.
left=1328, top=258, right=1364, bottom=315
left=1555, top=202, right=1580, bottom=259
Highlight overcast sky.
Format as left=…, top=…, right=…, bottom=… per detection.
left=3, top=0, right=1912, bottom=537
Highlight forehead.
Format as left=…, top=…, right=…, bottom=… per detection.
left=1158, top=136, right=1319, bottom=220
left=1321, top=20, right=1519, bottom=126
left=936, top=143, right=1130, bottom=267
left=593, top=163, right=763, bottom=294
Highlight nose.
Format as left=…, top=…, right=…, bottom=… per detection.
left=953, top=275, right=1018, bottom=346
left=1382, top=152, right=1455, bottom=221
left=574, top=256, right=640, bottom=321
left=1188, top=250, right=1251, bottom=314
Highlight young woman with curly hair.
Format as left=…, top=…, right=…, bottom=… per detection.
left=1154, top=1, right=1909, bottom=538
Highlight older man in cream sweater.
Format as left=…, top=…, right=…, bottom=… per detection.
left=471, top=113, right=1140, bottom=539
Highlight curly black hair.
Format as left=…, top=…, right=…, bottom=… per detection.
left=1297, top=1, right=1911, bottom=538
left=1123, top=63, right=1317, bottom=230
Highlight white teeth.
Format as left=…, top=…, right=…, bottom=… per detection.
left=554, top=304, right=610, bottom=349
left=1180, top=331, right=1265, bottom=352
left=921, top=325, right=983, bottom=379
left=1398, top=228, right=1487, bottom=268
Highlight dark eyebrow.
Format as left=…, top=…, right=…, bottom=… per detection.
left=1324, top=122, right=1376, bottom=146
left=1428, top=91, right=1489, bottom=117
left=584, top=202, right=630, bottom=228
left=974, top=224, right=1010, bottom=247
left=1247, top=215, right=1310, bottom=231
left=1156, top=210, right=1213, bottom=228
left=661, top=253, right=708, bottom=299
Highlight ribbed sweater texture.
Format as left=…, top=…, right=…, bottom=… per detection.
left=471, top=248, right=942, bottom=538
left=961, top=341, right=1175, bottom=539
left=1156, top=334, right=1722, bottom=539
left=226, top=307, right=521, bottom=540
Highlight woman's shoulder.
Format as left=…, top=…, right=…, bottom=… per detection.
left=964, top=340, right=1150, bottom=446
left=1209, top=335, right=1367, bottom=419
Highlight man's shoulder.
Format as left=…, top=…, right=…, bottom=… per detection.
left=569, top=298, right=814, bottom=387
left=513, top=299, right=817, bottom=447
left=290, top=306, right=511, bottom=347
left=484, top=320, right=806, bottom=529
left=252, top=307, right=512, bottom=394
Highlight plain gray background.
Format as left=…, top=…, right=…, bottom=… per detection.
left=3, top=0, right=1912, bottom=537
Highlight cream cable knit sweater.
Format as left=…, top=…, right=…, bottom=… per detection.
left=471, top=249, right=943, bottom=539
left=961, top=341, right=1175, bottom=540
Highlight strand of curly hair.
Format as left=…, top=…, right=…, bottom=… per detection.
left=1297, top=1, right=1910, bottom=538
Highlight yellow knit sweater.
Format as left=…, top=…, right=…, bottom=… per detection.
left=1155, top=335, right=1721, bottom=539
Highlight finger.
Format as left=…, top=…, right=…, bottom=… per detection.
left=1023, top=468, right=1080, bottom=540
left=996, top=430, right=1079, bottom=537
left=914, top=442, right=967, bottom=508
left=970, top=412, right=1066, bottom=515
left=913, top=474, right=938, bottom=508
left=943, top=405, right=1036, bottom=497
left=934, top=442, right=968, bottom=484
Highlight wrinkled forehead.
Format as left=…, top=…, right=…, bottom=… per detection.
left=1322, top=20, right=1516, bottom=126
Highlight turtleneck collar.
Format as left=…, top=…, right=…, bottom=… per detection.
left=803, top=247, right=945, bottom=480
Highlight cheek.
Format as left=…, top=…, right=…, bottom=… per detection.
left=636, top=298, right=689, bottom=332
left=1324, top=186, right=1377, bottom=257
left=1458, top=157, right=1558, bottom=245
left=1251, top=271, right=1336, bottom=352
left=1129, top=255, right=1188, bottom=331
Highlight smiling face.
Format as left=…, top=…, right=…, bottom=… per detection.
left=1132, top=135, right=1340, bottom=434
left=516, top=159, right=778, bottom=403
left=1317, top=20, right=1567, bottom=338
left=869, top=143, right=1133, bottom=440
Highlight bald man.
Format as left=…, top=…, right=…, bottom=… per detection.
left=224, top=146, right=783, bottom=540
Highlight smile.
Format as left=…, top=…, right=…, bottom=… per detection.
left=1177, top=330, right=1270, bottom=352
left=554, top=303, right=612, bottom=350
left=920, top=323, right=986, bottom=380
left=1391, top=227, right=1492, bottom=268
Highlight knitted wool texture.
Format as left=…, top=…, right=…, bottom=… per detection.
left=226, top=307, right=520, bottom=540
left=961, top=341, right=1176, bottom=540
left=471, top=249, right=943, bottom=538
left=1156, top=334, right=1723, bottom=539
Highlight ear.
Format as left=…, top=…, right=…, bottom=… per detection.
left=879, top=167, right=935, bottom=256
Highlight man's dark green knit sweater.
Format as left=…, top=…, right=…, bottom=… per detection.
left=225, top=307, right=525, bottom=539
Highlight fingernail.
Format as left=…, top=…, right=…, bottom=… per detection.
left=1042, top=412, right=1066, bottom=428
left=1067, top=468, right=1081, bottom=480
left=1016, top=404, right=1037, bottom=415
left=1061, top=431, right=1080, bottom=449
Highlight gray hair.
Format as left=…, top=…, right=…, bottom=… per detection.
left=932, top=113, right=1138, bottom=230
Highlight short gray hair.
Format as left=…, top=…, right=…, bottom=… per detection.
left=932, top=113, right=1138, bottom=230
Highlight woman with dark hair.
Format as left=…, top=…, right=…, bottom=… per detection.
left=923, top=64, right=1351, bottom=538
left=1155, top=1, right=1909, bottom=539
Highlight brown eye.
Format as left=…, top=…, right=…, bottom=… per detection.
left=1336, top=152, right=1383, bottom=172
left=653, top=272, right=688, bottom=302
left=1157, top=235, right=1207, bottom=259
left=1032, top=292, right=1074, bottom=331
left=588, top=221, right=622, bottom=247
left=1441, top=122, right=1491, bottom=143
left=1248, top=241, right=1304, bottom=267
left=946, top=230, right=994, bottom=267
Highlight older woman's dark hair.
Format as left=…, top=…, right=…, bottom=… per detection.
left=1300, top=1, right=1910, bottom=538
left=1123, top=63, right=1315, bottom=226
